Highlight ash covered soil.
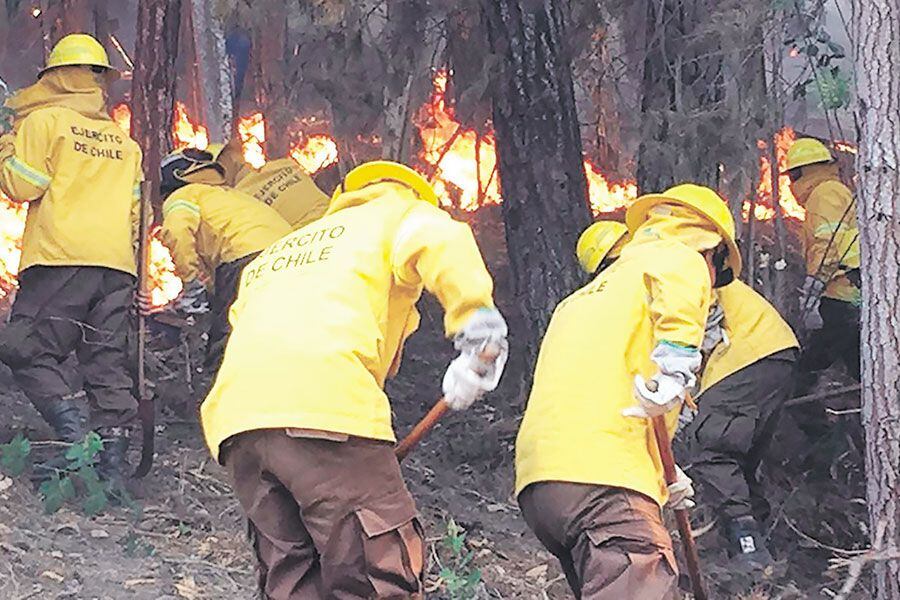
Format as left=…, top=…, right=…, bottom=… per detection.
left=0, top=208, right=871, bottom=599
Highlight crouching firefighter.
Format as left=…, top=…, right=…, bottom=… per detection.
left=678, top=279, right=798, bottom=567
left=156, top=149, right=291, bottom=372
left=215, top=137, right=331, bottom=230
left=0, top=34, right=143, bottom=485
left=516, top=184, right=741, bottom=599
left=576, top=218, right=799, bottom=569
left=200, top=161, right=508, bottom=599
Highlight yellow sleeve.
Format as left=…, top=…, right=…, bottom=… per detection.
left=392, top=204, right=495, bottom=335
left=161, top=194, right=202, bottom=282
left=645, top=248, right=712, bottom=348
left=0, top=112, right=53, bottom=202
left=131, top=150, right=145, bottom=246
left=804, top=187, right=851, bottom=279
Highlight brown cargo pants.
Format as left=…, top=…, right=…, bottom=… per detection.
left=223, top=429, right=425, bottom=599
left=205, top=252, right=259, bottom=372
left=518, top=482, right=677, bottom=600
left=0, top=266, right=138, bottom=427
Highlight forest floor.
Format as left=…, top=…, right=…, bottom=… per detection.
left=0, top=208, right=873, bottom=599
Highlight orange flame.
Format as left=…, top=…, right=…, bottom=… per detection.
left=238, top=112, right=267, bottom=169
left=291, top=134, right=339, bottom=174
left=743, top=127, right=805, bottom=221
left=172, top=102, right=209, bottom=150
left=236, top=113, right=339, bottom=175
left=148, top=228, right=183, bottom=305
left=418, top=71, right=502, bottom=211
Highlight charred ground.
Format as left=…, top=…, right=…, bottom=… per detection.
left=0, top=207, right=869, bottom=599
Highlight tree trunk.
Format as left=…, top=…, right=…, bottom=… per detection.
left=189, top=0, right=233, bottom=143
left=250, top=0, right=290, bottom=158
left=853, top=1, right=900, bottom=597
left=131, top=0, right=182, bottom=214
left=482, top=0, right=592, bottom=389
left=52, top=0, right=92, bottom=43
left=636, top=0, right=724, bottom=192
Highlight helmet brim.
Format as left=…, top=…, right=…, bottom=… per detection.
left=626, top=194, right=742, bottom=276
left=38, top=63, right=121, bottom=82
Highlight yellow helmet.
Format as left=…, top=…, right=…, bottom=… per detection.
left=339, top=160, right=439, bottom=206
left=576, top=221, right=629, bottom=274
left=784, top=138, right=832, bottom=172
left=40, top=34, right=117, bottom=77
left=626, top=183, right=742, bottom=275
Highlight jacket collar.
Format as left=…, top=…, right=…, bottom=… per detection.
left=790, top=163, right=840, bottom=206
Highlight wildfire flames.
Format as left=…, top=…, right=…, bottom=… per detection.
left=0, top=72, right=853, bottom=309
left=743, top=128, right=805, bottom=221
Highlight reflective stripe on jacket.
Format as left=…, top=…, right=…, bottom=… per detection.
left=0, top=106, right=142, bottom=275
left=200, top=181, right=495, bottom=461
left=516, top=234, right=713, bottom=506
left=792, top=163, right=860, bottom=305
left=235, top=159, right=330, bottom=229
left=160, top=183, right=291, bottom=283
left=700, top=280, right=799, bottom=392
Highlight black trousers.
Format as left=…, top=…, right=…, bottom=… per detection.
left=798, top=297, right=860, bottom=382
left=205, top=252, right=259, bottom=372
left=678, top=350, right=797, bottom=521
left=0, top=266, right=137, bottom=427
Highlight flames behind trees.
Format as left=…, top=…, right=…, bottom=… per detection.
left=0, top=71, right=845, bottom=306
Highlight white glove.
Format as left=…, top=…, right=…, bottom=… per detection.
left=623, top=344, right=700, bottom=419
left=443, top=308, right=509, bottom=411
left=799, top=276, right=825, bottom=330
left=176, top=279, right=210, bottom=314
left=666, top=465, right=695, bottom=510
left=701, top=303, right=728, bottom=354
left=453, top=307, right=509, bottom=353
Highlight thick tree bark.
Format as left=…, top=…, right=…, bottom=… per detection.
left=636, top=0, right=724, bottom=192
left=250, top=0, right=290, bottom=158
left=853, top=1, right=900, bottom=597
left=131, top=0, right=182, bottom=213
left=483, top=0, right=592, bottom=386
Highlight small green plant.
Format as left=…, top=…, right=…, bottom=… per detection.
left=120, top=529, right=156, bottom=558
left=39, top=432, right=110, bottom=515
left=0, top=433, right=32, bottom=477
left=439, top=518, right=481, bottom=600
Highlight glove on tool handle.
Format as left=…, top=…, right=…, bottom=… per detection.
left=395, top=346, right=500, bottom=462
left=644, top=379, right=707, bottom=600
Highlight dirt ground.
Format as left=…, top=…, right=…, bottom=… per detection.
left=0, top=209, right=873, bottom=599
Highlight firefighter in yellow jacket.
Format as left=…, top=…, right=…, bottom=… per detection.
left=157, top=149, right=291, bottom=370
left=785, top=138, right=860, bottom=384
left=575, top=219, right=798, bottom=568
left=200, top=161, right=507, bottom=599
left=216, top=137, right=330, bottom=229
left=516, top=184, right=740, bottom=599
left=0, top=34, right=142, bottom=484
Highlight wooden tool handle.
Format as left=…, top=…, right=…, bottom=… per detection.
left=394, top=345, right=501, bottom=462
left=651, top=413, right=707, bottom=600
left=395, top=398, right=450, bottom=461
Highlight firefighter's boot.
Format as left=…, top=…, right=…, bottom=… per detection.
left=96, top=426, right=132, bottom=496
left=31, top=395, right=88, bottom=484
left=727, top=515, right=774, bottom=568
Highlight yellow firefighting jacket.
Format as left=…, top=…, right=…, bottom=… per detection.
left=160, top=183, right=291, bottom=284
left=0, top=90, right=142, bottom=276
left=235, top=158, right=330, bottom=229
left=700, top=280, right=799, bottom=392
left=200, top=181, right=495, bottom=461
left=792, top=163, right=860, bottom=305
left=516, top=209, right=717, bottom=506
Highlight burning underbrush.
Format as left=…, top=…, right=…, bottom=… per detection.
left=0, top=71, right=855, bottom=309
